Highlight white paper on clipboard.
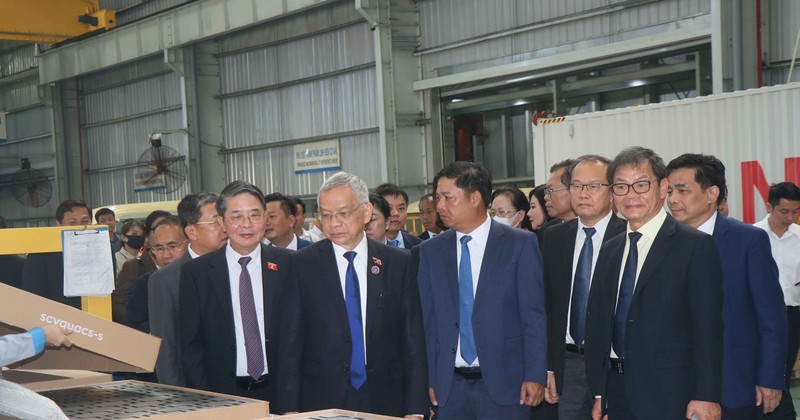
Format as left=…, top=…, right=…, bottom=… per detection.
left=62, top=227, right=115, bottom=297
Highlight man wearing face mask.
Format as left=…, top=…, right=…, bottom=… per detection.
left=489, top=188, right=533, bottom=230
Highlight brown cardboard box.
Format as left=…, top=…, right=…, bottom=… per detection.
left=1, top=368, right=113, bottom=391
left=0, top=283, right=160, bottom=372
left=278, top=409, right=402, bottom=419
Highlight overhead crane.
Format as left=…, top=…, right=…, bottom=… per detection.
left=0, top=0, right=114, bottom=44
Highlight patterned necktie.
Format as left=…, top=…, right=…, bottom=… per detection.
left=570, top=227, right=596, bottom=345
left=344, top=251, right=367, bottom=389
left=388, top=239, right=400, bottom=248
left=612, top=232, right=642, bottom=359
left=459, top=235, right=477, bottom=364
left=238, top=256, right=264, bottom=380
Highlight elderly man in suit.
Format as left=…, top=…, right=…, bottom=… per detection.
left=416, top=161, right=546, bottom=419
left=585, top=146, right=724, bottom=420
left=540, top=155, right=626, bottom=419
left=276, top=172, right=427, bottom=417
left=148, top=192, right=227, bottom=386
left=667, top=153, right=786, bottom=419
left=179, top=181, right=293, bottom=404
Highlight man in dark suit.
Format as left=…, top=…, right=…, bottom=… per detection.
left=277, top=172, right=427, bottom=417
left=540, top=155, right=626, bottom=419
left=179, top=181, right=293, bottom=404
left=21, top=199, right=93, bottom=309
left=418, top=193, right=445, bottom=240
left=538, top=160, right=578, bottom=244
left=263, top=193, right=311, bottom=250
left=584, top=147, right=724, bottom=420
left=667, top=154, right=786, bottom=418
left=148, top=192, right=227, bottom=386
left=416, top=161, right=546, bottom=419
left=375, top=183, right=423, bottom=250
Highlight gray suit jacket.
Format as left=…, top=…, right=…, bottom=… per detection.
left=149, top=251, right=192, bottom=386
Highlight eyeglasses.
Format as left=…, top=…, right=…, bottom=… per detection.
left=488, top=208, right=518, bottom=217
left=194, top=219, right=219, bottom=227
left=151, top=240, right=187, bottom=254
left=544, top=186, right=569, bottom=196
left=611, top=180, right=656, bottom=196
left=317, top=206, right=361, bottom=224
left=227, top=212, right=266, bottom=226
left=569, top=182, right=610, bottom=193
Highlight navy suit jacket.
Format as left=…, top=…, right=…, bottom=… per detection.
left=585, top=214, right=723, bottom=419
left=401, top=231, right=423, bottom=250
left=296, top=237, right=312, bottom=250
left=277, top=238, right=428, bottom=416
left=415, top=220, right=547, bottom=406
left=712, top=213, right=786, bottom=408
left=179, top=243, right=293, bottom=400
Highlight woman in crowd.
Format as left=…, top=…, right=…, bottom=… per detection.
left=115, top=219, right=146, bottom=276
left=527, top=184, right=551, bottom=232
left=365, top=193, right=391, bottom=244
left=490, top=187, right=532, bottom=231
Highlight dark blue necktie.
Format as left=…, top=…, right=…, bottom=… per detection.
left=570, top=227, right=596, bottom=345
left=344, top=251, right=366, bottom=389
left=612, top=232, right=642, bottom=359
left=238, top=257, right=264, bottom=380
left=459, top=235, right=477, bottom=364
left=388, top=239, right=400, bottom=248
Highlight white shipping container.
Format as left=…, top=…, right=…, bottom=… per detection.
left=532, top=83, right=800, bottom=223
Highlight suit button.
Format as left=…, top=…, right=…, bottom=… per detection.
left=455, top=323, right=459, bottom=329
left=230, top=345, right=236, bottom=351
left=343, top=364, right=349, bottom=371
left=451, top=348, right=456, bottom=354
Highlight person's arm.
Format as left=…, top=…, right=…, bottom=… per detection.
left=275, top=258, right=304, bottom=413
left=412, top=245, right=438, bottom=409
left=399, top=252, right=429, bottom=416
left=150, top=271, right=184, bottom=386
left=1, top=326, right=72, bottom=367
left=121, top=274, right=151, bottom=333
left=516, top=233, right=547, bottom=405
left=178, top=266, right=209, bottom=390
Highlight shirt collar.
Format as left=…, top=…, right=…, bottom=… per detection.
left=628, top=207, right=668, bottom=241
left=225, top=240, right=261, bottom=264
left=187, top=244, right=201, bottom=259
left=331, top=233, right=369, bottom=261
left=695, top=211, right=717, bottom=236
left=456, top=213, right=491, bottom=244
left=578, top=210, right=613, bottom=231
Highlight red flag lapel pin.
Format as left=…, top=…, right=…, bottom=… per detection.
left=371, top=257, right=382, bottom=275
left=267, top=262, right=278, bottom=271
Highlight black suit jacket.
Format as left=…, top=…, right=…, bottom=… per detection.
left=584, top=214, right=723, bottom=419
left=276, top=238, right=428, bottom=416
left=179, top=244, right=293, bottom=400
left=401, top=230, right=423, bottom=250
left=541, top=214, right=626, bottom=393
left=418, top=231, right=432, bottom=240
left=0, top=254, right=25, bottom=289
left=21, top=252, right=81, bottom=309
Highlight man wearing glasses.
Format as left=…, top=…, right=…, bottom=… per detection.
left=277, top=172, right=427, bottom=417
left=538, top=160, right=578, bottom=245
left=179, top=181, right=293, bottom=405
left=584, top=147, right=723, bottom=420
left=540, top=155, right=626, bottom=419
left=149, top=192, right=228, bottom=386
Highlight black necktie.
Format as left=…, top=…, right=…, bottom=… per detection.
left=612, top=232, right=642, bottom=359
left=569, top=227, right=596, bottom=345
left=238, top=256, right=264, bottom=379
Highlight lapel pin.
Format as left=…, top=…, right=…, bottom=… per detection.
left=372, top=257, right=382, bottom=266
left=267, top=262, right=278, bottom=271
left=371, top=265, right=381, bottom=275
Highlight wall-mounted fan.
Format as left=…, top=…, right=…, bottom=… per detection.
left=9, top=158, right=52, bottom=208
left=134, top=133, right=187, bottom=194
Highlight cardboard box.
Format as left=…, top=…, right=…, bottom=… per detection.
left=278, top=409, right=402, bottom=419
left=1, top=368, right=113, bottom=391
left=35, top=380, right=269, bottom=419
left=0, top=283, right=160, bottom=372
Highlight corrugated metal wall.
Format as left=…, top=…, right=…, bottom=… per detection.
left=80, top=55, right=189, bottom=207
left=418, top=0, right=710, bottom=77
left=766, top=0, right=800, bottom=85
left=217, top=1, right=379, bottom=195
left=0, top=43, right=57, bottom=227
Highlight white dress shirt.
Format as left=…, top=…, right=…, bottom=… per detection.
left=565, top=211, right=613, bottom=344
left=454, top=214, right=492, bottom=367
left=331, top=234, right=369, bottom=363
left=755, top=216, right=800, bottom=306
left=609, top=208, right=668, bottom=358
left=225, top=242, right=268, bottom=377
left=696, top=212, right=717, bottom=236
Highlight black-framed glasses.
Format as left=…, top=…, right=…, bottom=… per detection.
left=544, top=186, right=569, bottom=196
left=610, top=180, right=656, bottom=196
left=569, top=182, right=610, bottom=193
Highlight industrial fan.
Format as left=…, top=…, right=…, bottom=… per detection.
left=134, top=133, right=187, bottom=194
left=9, top=158, right=52, bottom=208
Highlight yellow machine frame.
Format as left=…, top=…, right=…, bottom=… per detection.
left=0, top=0, right=115, bottom=44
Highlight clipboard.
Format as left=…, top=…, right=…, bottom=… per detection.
left=61, top=226, right=115, bottom=297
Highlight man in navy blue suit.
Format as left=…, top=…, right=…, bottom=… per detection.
left=415, top=161, right=547, bottom=419
left=667, top=154, right=786, bottom=419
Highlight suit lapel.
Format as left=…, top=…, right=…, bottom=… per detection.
left=260, top=244, right=277, bottom=330
left=633, top=215, right=676, bottom=298
left=712, top=211, right=728, bottom=248
left=474, top=221, right=505, bottom=313
left=208, top=248, right=235, bottom=335
left=318, top=240, right=350, bottom=332
left=441, top=230, right=459, bottom=310
left=365, top=240, right=385, bottom=340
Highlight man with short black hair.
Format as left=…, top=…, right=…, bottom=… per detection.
left=21, top=199, right=93, bottom=309
left=418, top=193, right=445, bottom=240
left=375, top=183, right=423, bottom=250
left=263, top=193, right=311, bottom=250
left=95, top=207, right=122, bottom=253
left=538, top=160, right=577, bottom=243
left=293, top=197, right=322, bottom=243
left=754, top=181, right=800, bottom=418
left=668, top=154, right=786, bottom=418
left=180, top=181, right=293, bottom=404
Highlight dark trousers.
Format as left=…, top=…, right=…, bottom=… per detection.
left=606, top=370, right=636, bottom=420
left=343, top=381, right=372, bottom=413
left=558, top=352, right=593, bottom=420
left=439, top=374, right=529, bottom=420
left=722, top=403, right=758, bottom=420
left=769, top=306, right=799, bottom=420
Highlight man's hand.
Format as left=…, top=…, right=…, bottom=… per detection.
left=592, top=398, right=607, bottom=420
left=41, top=324, right=72, bottom=348
left=685, top=400, right=721, bottom=420
left=519, top=381, right=544, bottom=406
left=544, top=371, right=559, bottom=404
left=755, top=386, right=782, bottom=414
left=429, top=387, right=438, bottom=418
